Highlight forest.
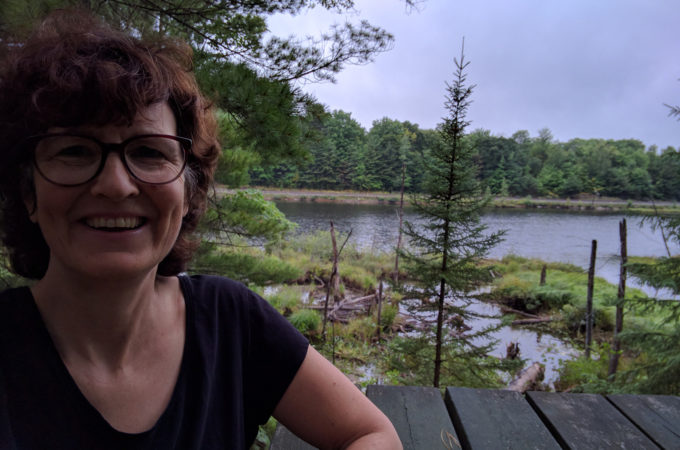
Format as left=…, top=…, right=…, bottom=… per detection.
left=249, top=111, right=680, bottom=200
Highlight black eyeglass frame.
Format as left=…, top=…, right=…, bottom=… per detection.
left=25, top=133, right=192, bottom=187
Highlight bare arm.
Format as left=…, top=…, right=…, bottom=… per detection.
left=273, top=345, right=402, bottom=449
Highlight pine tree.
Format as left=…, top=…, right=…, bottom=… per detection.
left=621, top=213, right=680, bottom=394
left=400, top=42, right=507, bottom=387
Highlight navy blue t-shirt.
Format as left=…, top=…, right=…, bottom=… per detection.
left=0, top=275, right=309, bottom=449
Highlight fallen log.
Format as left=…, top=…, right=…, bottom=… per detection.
left=512, top=317, right=553, bottom=326
left=500, top=306, right=539, bottom=318
left=506, top=362, right=545, bottom=393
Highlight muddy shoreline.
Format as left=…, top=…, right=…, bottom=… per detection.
left=223, top=187, right=680, bottom=215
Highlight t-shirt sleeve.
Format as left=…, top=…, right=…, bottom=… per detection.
left=181, top=275, right=309, bottom=441
left=242, top=286, right=309, bottom=427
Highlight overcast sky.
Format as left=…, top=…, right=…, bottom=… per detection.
left=268, top=0, right=680, bottom=150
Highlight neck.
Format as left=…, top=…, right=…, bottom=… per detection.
left=31, top=265, right=180, bottom=370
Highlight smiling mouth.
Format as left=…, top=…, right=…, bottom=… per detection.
left=85, top=217, right=146, bottom=231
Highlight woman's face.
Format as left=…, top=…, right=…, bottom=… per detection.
left=27, top=103, right=189, bottom=281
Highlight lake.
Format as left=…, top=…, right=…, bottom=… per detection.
left=275, top=201, right=679, bottom=292
left=275, top=201, right=679, bottom=385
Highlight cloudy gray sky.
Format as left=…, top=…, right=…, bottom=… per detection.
left=269, top=0, right=680, bottom=150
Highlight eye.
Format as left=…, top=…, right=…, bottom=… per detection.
left=37, top=139, right=99, bottom=166
left=127, top=145, right=168, bottom=161
left=56, top=145, right=96, bottom=159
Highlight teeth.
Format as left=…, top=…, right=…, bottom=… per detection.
left=86, top=217, right=141, bottom=229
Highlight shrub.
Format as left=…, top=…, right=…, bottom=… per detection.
left=345, top=316, right=376, bottom=341
left=555, top=353, right=611, bottom=393
left=288, top=309, right=321, bottom=335
left=533, top=285, right=573, bottom=309
left=266, top=286, right=304, bottom=314
left=379, top=304, right=398, bottom=330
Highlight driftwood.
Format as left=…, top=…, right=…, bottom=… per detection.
left=310, top=294, right=376, bottom=323
left=512, top=317, right=553, bottom=326
left=501, top=306, right=539, bottom=319
left=507, top=362, right=545, bottom=393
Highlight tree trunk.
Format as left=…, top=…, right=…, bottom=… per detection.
left=434, top=277, right=446, bottom=388
left=608, top=219, right=627, bottom=377
left=322, top=221, right=339, bottom=339
left=394, top=163, right=406, bottom=285
left=330, top=222, right=341, bottom=303
left=512, top=317, right=553, bottom=325
left=540, top=264, right=547, bottom=285
left=376, top=276, right=384, bottom=341
left=507, top=362, right=545, bottom=393
left=585, top=239, right=597, bottom=358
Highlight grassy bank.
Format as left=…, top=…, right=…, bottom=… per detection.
left=237, top=187, right=680, bottom=216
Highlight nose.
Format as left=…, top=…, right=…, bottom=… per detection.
left=89, top=152, right=140, bottom=200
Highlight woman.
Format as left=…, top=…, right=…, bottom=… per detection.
left=0, top=10, right=401, bottom=449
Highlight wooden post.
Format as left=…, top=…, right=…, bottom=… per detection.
left=394, top=163, right=406, bottom=285
left=540, top=264, right=547, bottom=286
left=322, top=223, right=352, bottom=340
left=376, top=276, right=384, bottom=341
left=608, top=219, right=627, bottom=377
left=585, top=239, right=597, bottom=358
left=322, top=221, right=338, bottom=339
left=330, top=222, right=341, bottom=303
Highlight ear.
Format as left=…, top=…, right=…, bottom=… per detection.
left=21, top=173, right=38, bottom=224
left=182, top=190, right=191, bottom=218
left=23, top=195, right=38, bottom=224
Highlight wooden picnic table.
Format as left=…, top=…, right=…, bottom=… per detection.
left=270, top=386, right=680, bottom=449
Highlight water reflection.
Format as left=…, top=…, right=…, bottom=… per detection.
left=276, top=201, right=679, bottom=294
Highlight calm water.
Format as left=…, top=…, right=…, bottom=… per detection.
left=276, top=201, right=679, bottom=290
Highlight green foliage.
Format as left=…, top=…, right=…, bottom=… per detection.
left=555, top=348, right=613, bottom=393
left=252, top=118, right=680, bottom=201
left=398, top=45, right=506, bottom=387
left=343, top=316, right=376, bottom=341
left=266, top=286, right=306, bottom=313
left=617, top=218, right=680, bottom=394
left=201, top=190, right=296, bottom=243
left=385, top=335, right=519, bottom=388
left=288, top=309, right=321, bottom=336
left=0, top=254, right=28, bottom=290
left=379, top=304, right=399, bottom=330
left=0, top=0, right=396, bottom=83
left=190, top=242, right=302, bottom=285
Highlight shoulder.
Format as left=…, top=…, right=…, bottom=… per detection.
left=178, top=274, right=251, bottom=299
left=178, top=274, right=279, bottom=327
left=178, top=274, right=261, bottom=310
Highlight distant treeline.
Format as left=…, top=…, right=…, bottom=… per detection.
left=248, top=110, right=680, bottom=200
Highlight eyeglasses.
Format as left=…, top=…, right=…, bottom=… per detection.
left=27, top=133, right=191, bottom=186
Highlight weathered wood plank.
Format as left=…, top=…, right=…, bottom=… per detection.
left=607, top=394, right=680, bottom=449
left=445, top=387, right=560, bottom=449
left=367, top=385, right=460, bottom=449
left=270, top=424, right=317, bottom=450
left=526, top=391, right=657, bottom=449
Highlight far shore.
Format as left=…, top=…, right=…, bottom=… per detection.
left=219, top=186, right=680, bottom=215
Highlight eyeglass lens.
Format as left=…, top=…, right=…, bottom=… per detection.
left=34, top=135, right=186, bottom=185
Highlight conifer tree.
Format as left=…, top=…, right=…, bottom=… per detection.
left=621, top=213, right=680, bottom=394
left=400, top=42, right=506, bottom=387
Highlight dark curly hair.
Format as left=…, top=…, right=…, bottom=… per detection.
left=0, top=10, right=220, bottom=278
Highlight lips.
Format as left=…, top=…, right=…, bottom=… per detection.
left=85, top=216, right=145, bottom=230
